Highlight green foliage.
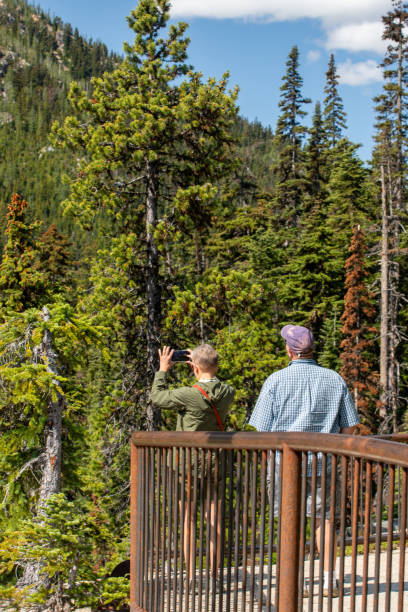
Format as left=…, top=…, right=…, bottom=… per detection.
left=215, top=323, right=286, bottom=428
left=0, top=301, right=103, bottom=522
left=0, top=493, right=129, bottom=610
left=164, top=268, right=267, bottom=342
left=0, top=195, right=73, bottom=312
left=0, top=0, right=120, bottom=253
left=0, top=194, right=44, bottom=311
left=317, top=305, right=343, bottom=371
left=50, top=0, right=239, bottom=523
left=323, top=54, right=347, bottom=146
left=273, top=45, right=311, bottom=222
left=305, top=101, right=328, bottom=201
left=1, top=0, right=407, bottom=606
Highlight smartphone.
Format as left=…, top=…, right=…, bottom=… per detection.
left=172, top=349, right=189, bottom=362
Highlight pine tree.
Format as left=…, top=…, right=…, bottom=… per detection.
left=52, top=0, right=238, bottom=430
left=340, top=226, right=379, bottom=430
left=273, top=45, right=311, bottom=224
left=0, top=196, right=72, bottom=312
left=318, top=305, right=342, bottom=370
left=305, top=101, right=328, bottom=201
left=0, top=193, right=100, bottom=595
left=0, top=194, right=44, bottom=312
left=323, top=54, right=347, bottom=147
left=326, top=140, right=371, bottom=255
left=34, top=224, right=72, bottom=295
left=271, top=201, right=338, bottom=335
left=52, top=0, right=189, bottom=429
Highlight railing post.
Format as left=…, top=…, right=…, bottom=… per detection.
left=279, top=442, right=301, bottom=612
left=130, top=442, right=145, bottom=612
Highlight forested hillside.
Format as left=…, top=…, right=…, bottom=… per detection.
left=0, top=0, right=120, bottom=249
left=0, top=0, right=407, bottom=609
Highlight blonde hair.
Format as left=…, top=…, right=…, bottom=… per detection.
left=191, top=343, right=218, bottom=371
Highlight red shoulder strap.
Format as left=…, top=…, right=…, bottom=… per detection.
left=193, top=384, right=225, bottom=432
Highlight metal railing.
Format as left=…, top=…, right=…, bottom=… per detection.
left=130, top=432, right=408, bottom=611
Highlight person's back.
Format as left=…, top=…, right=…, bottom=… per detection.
left=249, top=324, right=359, bottom=599
left=151, top=343, right=235, bottom=431
left=250, top=357, right=356, bottom=434
left=151, top=343, right=235, bottom=593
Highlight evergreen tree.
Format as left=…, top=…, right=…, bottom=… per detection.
left=0, top=494, right=128, bottom=610
left=340, top=226, right=379, bottom=430
left=0, top=193, right=101, bottom=596
left=0, top=195, right=72, bottom=312
left=0, top=194, right=44, bottom=312
left=34, top=224, right=72, bottom=296
left=53, top=0, right=189, bottom=429
left=52, top=0, right=238, bottom=430
left=305, top=101, right=328, bottom=201
left=50, top=0, right=239, bottom=535
left=273, top=45, right=311, bottom=224
left=326, top=140, right=371, bottom=253
left=271, top=202, right=338, bottom=335
left=318, top=304, right=342, bottom=370
left=323, top=54, right=347, bottom=147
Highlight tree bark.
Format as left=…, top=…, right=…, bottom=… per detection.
left=379, top=163, right=389, bottom=421
left=145, top=160, right=161, bottom=431
left=19, top=307, right=64, bottom=588
left=388, top=27, right=404, bottom=432
left=194, top=228, right=206, bottom=343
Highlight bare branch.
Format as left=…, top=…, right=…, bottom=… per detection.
left=2, top=455, right=43, bottom=506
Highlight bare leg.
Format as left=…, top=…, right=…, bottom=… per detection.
left=316, top=519, right=337, bottom=572
left=209, top=498, right=222, bottom=576
left=183, top=503, right=195, bottom=580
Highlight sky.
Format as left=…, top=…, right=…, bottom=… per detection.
left=34, top=0, right=392, bottom=161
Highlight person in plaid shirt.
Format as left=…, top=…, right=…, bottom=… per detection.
left=249, top=324, right=359, bottom=597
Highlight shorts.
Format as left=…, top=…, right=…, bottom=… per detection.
left=268, top=471, right=340, bottom=519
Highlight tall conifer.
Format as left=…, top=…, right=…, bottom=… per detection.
left=0, top=194, right=44, bottom=312
left=323, top=54, right=347, bottom=147
left=52, top=0, right=238, bottom=429
left=305, top=101, right=327, bottom=200
left=340, top=226, right=379, bottom=429
left=273, top=45, right=311, bottom=224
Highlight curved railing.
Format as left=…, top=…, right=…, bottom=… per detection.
left=130, top=432, right=408, bottom=612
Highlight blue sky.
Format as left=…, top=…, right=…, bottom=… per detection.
left=35, top=0, right=391, bottom=161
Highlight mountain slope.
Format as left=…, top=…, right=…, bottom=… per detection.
left=0, top=0, right=121, bottom=249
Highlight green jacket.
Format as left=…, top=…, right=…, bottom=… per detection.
left=151, top=371, right=235, bottom=431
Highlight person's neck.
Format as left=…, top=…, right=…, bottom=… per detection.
left=197, top=372, right=217, bottom=381
left=290, top=354, right=314, bottom=361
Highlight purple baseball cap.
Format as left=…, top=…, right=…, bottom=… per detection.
left=280, top=325, right=315, bottom=355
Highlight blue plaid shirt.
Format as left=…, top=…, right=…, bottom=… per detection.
left=249, top=359, right=359, bottom=434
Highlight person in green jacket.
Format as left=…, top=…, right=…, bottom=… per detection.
left=151, top=343, right=235, bottom=592
left=151, top=343, right=235, bottom=431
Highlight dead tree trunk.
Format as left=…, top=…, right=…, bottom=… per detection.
left=379, top=163, right=390, bottom=422
left=194, top=228, right=206, bottom=343
left=19, top=307, right=64, bottom=589
left=145, top=161, right=161, bottom=431
left=37, top=307, right=63, bottom=504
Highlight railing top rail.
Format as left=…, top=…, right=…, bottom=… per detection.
left=131, top=431, right=408, bottom=467
left=374, top=433, right=408, bottom=442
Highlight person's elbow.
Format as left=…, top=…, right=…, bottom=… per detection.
left=150, top=391, right=162, bottom=407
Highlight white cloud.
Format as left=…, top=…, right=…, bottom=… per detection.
left=171, top=0, right=388, bottom=24
left=338, top=59, right=382, bottom=85
left=171, top=0, right=390, bottom=54
left=326, top=21, right=387, bottom=53
left=307, top=50, right=321, bottom=63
